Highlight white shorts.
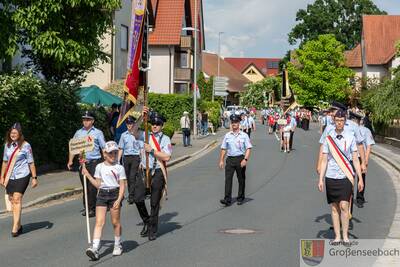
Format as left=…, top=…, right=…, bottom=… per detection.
left=283, top=132, right=290, bottom=138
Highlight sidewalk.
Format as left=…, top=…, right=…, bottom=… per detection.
left=0, top=129, right=227, bottom=213
left=372, top=143, right=400, bottom=266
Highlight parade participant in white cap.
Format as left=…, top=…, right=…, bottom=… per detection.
left=82, top=141, right=127, bottom=261
left=180, top=111, right=191, bottom=147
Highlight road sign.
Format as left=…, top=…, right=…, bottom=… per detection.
left=214, top=76, right=229, bottom=93
left=215, top=91, right=228, bottom=96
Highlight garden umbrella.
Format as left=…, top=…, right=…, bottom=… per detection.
left=77, top=85, right=122, bottom=106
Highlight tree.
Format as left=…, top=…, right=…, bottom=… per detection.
left=288, top=0, right=386, bottom=49
left=287, top=34, right=354, bottom=107
left=2, top=0, right=121, bottom=84
left=0, top=1, right=18, bottom=71
left=197, top=71, right=214, bottom=101
left=240, top=76, right=281, bottom=109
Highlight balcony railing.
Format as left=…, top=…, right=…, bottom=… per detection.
left=180, top=36, right=193, bottom=49
left=174, top=67, right=193, bottom=81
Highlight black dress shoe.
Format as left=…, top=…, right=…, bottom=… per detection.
left=237, top=199, right=244, bottom=205
left=88, top=210, right=96, bottom=218
left=127, top=199, right=134, bottom=205
left=148, top=232, right=157, bottom=241
left=140, top=223, right=148, bottom=237
left=11, top=226, right=23, bottom=237
left=220, top=199, right=231, bottom=206
left=81, top=210, right=86, bottom=216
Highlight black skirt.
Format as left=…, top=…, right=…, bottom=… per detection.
left=6, top=175, right=30, bottom=195
left=325, top=177, right=353, bottom=204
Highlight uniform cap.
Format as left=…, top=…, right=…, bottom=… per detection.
left=149, top=111, right=166, bottom=125
left=331, top=101, right=347, bottom=111
left=104, top=141, right=119, bottom=153
left=126, top=116, right=136, bottom=124
left=11, top=122, right=22, bottom=131
left=82, top=111, right=95, bottom=120
left=334, top=109, right=347, bottom=118
left=230, top=114, right=241, bottom=122
left=349, top=111, right=363, bottom=121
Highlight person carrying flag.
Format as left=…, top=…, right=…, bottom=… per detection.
left=318, top=110, right=363, bottom=244
left=136, top=107, right=172, bottom=241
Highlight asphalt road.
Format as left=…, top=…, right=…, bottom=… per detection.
left=0, top=124, right=396, bottom=267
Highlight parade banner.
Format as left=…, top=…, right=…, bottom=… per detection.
left=117, top=0, right=147, bottom=128
left=69, top=136, right=94, bottom=156
left=277, top=119, right=288, bottom=125
left=326, top=135, right=355, bottom=185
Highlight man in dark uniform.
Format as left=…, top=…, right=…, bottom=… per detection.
left=136, top=109, right=172, bottom=241
left=67, top=111, right=106, bottom=217
left=219, top=114, right=252, bottom=206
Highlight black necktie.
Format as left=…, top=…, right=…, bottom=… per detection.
left=12, top=142, right=17, bottom=147
left=336, top=135, right=343, bottom=140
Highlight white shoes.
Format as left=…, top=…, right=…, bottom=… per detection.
left=113, top=243, right=123, bottom=256
left=86, top=247, right=99, bottom=261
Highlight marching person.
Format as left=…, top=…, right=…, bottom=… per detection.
left=219, top=114, right=252, bottom=206
left=118, top=116, right=142, bottom=205
left=67, top=111, right=106, bottom=217
left=180, top=111, right=191, bottom=147
left=318, top=110, right=363, bottom=244
left=82, top=141, right=126, bottom=261
left=136, top=108, right=172, bottom=241
left=351, top=113, right=375, bottom=208
left=1, top=123, right=38, bottom=237
left=283, top=121, right=292, bottom=153
left=289, top=113, right=297, bottom=150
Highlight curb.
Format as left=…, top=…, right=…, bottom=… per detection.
left=371, top=150, right=400, bottom=173
left=0, top=139, right=218, bottom=215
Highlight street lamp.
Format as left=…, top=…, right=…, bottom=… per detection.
left=182, top=0, right=199, bottom=138
left=214, top=31, right=224, bottom=102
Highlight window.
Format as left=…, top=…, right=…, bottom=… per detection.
left=120, top=25, right=129, bottom=51
left=246, top=69, right=256, bottom=75
left=174, top=83, right=188, bottom=94
left=267, top=61, right=279, bottom=69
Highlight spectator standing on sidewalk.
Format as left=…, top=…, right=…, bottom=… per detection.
left=180, top=111, right=191, bottom=147
left=67, top=111, right=106, bottom=218
left=1, top=123, right=38, bottom=237
left=201, top=111, right=209, bottom=136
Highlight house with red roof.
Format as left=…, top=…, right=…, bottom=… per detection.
left=147, top=0, right=205, bottom=94
left=345, top=15, right=400, bottom=85
left=202, top=52, right=250, bottom=105
left=224, top=57, right=281, bottom=83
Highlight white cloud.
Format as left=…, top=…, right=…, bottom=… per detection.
left=203, top=0, right=400, bottom=58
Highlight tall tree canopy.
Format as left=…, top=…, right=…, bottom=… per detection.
left=288, top=0, right=386, bottom=49
left=0, top=0, right=121, bottom=84
left=287, top=34, right=354, bottom=107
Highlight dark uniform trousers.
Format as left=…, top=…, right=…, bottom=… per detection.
left=244, top=129, right=251, bottom=138
left=123, top=155, right=144, bottom=202
left=224, top=155, right=246, bottom=201
left=135, top=169, right=165, bottom=234
left=356, top=157, right=366, bottom=203
left=289, top=131, right=294, bottom=150
left=79, top=159, right=101, bottom=212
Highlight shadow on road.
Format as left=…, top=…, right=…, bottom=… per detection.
left=158, top=212, right=182, bottom=236
left=22, top=221, right=53, bottom=234
left=98, top=240, right=139, bottom=258
left=315, top=214, right=360, bottom=239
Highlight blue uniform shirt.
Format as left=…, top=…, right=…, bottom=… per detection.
left=3, top=142, right=34, bottom=180
left=140, top=132, right=172, bottom=170
left=118, top=130, right=141, bottom=156
left=360, top=125, right=375, bottom=151
left=221, top=131, right=253, bottom=157
left=73, top=127, right=106, bottom=160
left=322, top=130, right=357, bottom=179
left=319, top=120, right=365, bottom=145
left=290, top=117, right=297, bottom=128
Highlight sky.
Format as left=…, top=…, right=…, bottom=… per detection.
left=203, top=0, right=400, bottom=58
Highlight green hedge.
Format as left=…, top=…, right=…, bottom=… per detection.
left=0, top=72, right=81, bottom=166
left=148, top=93, right=193, bottom=130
